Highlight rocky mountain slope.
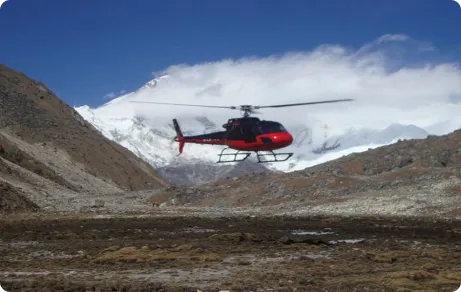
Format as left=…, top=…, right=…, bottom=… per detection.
left=0, top=64, right=166, bottom=212
left=152, top=129, right=461, bottom=218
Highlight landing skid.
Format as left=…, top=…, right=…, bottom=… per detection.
left=256, top=151, right=293, bottom=163
left=217, top=147, right=251, bottom=163
left=216, top=148, right=293, bottom=163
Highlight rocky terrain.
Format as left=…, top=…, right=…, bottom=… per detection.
left=0, top=64, right=166, bottom=213
left=1, top=214, right=461, bottom=292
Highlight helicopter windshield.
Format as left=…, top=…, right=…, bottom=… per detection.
left=254, top=121, right=287, bottom=134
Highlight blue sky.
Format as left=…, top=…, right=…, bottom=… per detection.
left=1, top=0, right=461, bottom=108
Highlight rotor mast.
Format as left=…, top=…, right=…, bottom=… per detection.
left=240, top=105, right=254, bottom=117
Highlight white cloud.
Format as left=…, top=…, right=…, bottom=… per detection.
left=103, top=90, right=127, bottom=100
left=100, top=34, right=461, bottom=137
left=376, top=34, right=409, bottom=43
left=104, top=92, right=117, bottom=100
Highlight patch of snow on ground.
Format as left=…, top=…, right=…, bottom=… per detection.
left=291, top=230, right=336, bottom=235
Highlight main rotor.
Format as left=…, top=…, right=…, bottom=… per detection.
left=239, top=105, right=257, bottom=117
left=129, top=98, right=354, bottom=117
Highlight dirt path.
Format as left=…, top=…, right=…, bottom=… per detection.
left=1, top=214, right=461, bottom=291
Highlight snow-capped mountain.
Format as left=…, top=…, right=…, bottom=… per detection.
left=77, top=105, right=225, bottom=166
left=293, top=123, right=429, bottom=157
left=74, top=74, right=453, bottom=178
left=272, top=123, right=431, bottom=171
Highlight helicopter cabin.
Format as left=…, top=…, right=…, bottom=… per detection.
left=223, top=117, right=288, bottom=142
left=222, top=117, right=261, bottom=129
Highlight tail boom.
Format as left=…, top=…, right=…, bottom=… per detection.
left=172, top=119, right=227, bottom=154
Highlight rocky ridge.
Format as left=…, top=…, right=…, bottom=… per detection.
left=0, top=64, right=167, bottom=213
left=151, top=130, right=461, bottom=218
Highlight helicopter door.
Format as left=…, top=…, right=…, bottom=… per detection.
left=226, top=124, right=241, bottom=140
left=241, top=124, right=256, bottom=143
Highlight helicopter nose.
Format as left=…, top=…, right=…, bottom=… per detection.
left=270, top=132, right=293, bottom=147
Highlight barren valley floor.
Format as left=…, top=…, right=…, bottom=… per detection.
left=1, top=212, right=461, bottom=292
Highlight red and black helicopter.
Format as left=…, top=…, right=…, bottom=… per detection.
left=130, top=99, right=353, bottom=163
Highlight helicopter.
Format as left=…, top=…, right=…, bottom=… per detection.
left=130, top=99, right=354, bottom=163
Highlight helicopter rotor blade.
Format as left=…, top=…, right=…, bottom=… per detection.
left=254, top=98, right=354, bottom=109
left=129, top=101, right=237, bottom=110
left=129, top=99, right=354, bottom=115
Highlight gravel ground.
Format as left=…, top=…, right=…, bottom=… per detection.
left=1, top=214, right=461, bottom=292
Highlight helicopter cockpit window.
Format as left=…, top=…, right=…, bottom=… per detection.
left=257, top=122, right=287, bottom=134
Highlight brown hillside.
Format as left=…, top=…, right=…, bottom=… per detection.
left=155, top=129, right=461, bottom=217
left=0, top=181, right=39, bottom=213
left=0, top=64, right=166, bottom=211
